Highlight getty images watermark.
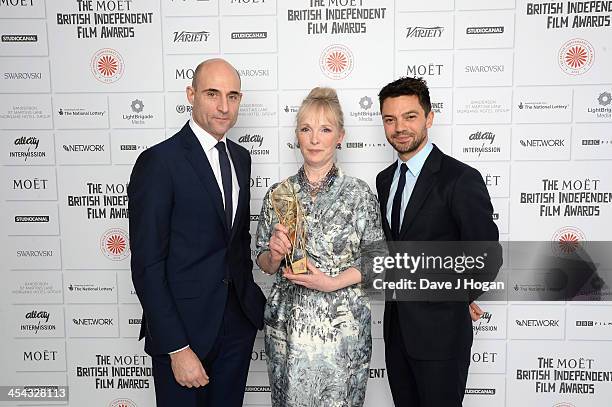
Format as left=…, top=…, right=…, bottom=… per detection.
left=370, top=251, right=505, bottom=292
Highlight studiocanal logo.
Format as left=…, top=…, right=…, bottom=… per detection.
left=319, top=44, right=354, bottom=80
left=558, top=38, right=594, bottom=76
left=100, top=228, right=130, bottom=261
left=91, top=48, right=125, bottom=84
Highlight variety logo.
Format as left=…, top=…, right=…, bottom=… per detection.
left=552, top=226, right=586, bottom=254
left=1, top=34, right=37, bottom=42
left=406, top=26, right=444, bottom=38
left=91, top=48, right=125, bottom=84
left=231, top=31, right=267, bottom=39
left=10, top=136, right=44, bottom=162
left=466, top=26, right=504, bottom=34
left=319, top=44, right=354, bottom=80
left=100, top=228, right=130, bottom=261
left=173, top=30, right=209, bottom=42
left=558, top=38, right=594, bottom=76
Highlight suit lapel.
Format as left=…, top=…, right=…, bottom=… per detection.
left=399, top=145, right=442, bottom=238
left=180, top=123, right=228, bottom=231
left=227, top=140, right=248, bottom=242
left=378, top=163, right=396, bottom=234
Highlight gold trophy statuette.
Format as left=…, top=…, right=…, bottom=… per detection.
left=270, top=180, right=308, bottom=274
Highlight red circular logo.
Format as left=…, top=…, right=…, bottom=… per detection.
left=109, top=399, right=136, bottom=407
left=91, top=48, right=125, bottom=83
left=552, top=226, right=586, bottom=254
left=558, top=38, right=594, bottom=76
left=101, top=228, right=130, bottom=261
left=319, top=44, right=354, bottom=80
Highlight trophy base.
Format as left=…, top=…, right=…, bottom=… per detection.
left=291, top=258, right=308, bottom=274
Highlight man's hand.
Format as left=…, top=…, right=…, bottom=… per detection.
left=469, top=302, right=484, bottom=321
left=169, top=347, right=209, bottom=388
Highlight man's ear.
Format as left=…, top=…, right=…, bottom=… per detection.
left=186, top=85, right=195, bottom=106
left=425, top=110, right=434, bottom=129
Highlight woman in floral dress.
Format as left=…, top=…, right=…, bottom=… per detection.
left=255, top=87, right=385, bottom=406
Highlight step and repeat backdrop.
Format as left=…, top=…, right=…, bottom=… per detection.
left=1, top=0, right=612, bottom=406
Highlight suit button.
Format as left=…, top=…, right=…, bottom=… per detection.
left=222, top=278, right=231, bottom=285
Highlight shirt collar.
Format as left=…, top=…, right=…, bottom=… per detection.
left=396, top=141, right=433, bottom=177
left=189, top=118, right=227, bottom=152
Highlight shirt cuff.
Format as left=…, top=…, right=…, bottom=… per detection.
left=169, top=345, right=189, bottom=355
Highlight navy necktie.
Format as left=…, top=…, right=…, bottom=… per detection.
left=391, top=163, right=408, bottom=240
left=215, top=141, right=233, bottom=230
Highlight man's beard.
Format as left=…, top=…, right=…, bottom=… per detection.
left=388, top=131, right=426, bottom=154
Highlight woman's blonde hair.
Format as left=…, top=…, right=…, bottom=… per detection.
left=295, top=87, right=345, bottom=133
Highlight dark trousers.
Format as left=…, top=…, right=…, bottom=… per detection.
left=384, top=303, right=471, bottom=407
left=152, top=286, right=257, bottom=407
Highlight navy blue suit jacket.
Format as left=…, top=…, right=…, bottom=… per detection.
left=128, top=122, right=265, bottom=359
left=377, top=144, right=500, bottom=360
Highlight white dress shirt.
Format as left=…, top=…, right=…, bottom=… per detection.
left=189, top=119, right=240, bottom=224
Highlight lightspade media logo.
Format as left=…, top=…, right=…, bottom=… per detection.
left=319, top=44, right=354, bottom=80
left=558, top=38, right=594, bottom=76
left=91, top=48, right=125, bottom=84
left=100, top=228, right=130, bottom=261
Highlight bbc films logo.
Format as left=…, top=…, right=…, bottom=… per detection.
left=576, top=320, right=612, bottom=327
left=1, top=34, right=37, bottom=42
left=551, top=226, right=586, bottom=254
left=231, top=31, right=267, bottom=40
left=558, top=38, right=594, bottom=76
left=319, top=44, right=354, bottom=80
left=173, top=30, right=209, bottom=42
left=100, top=228, right=130, bottom=261
left=91, top=48, right=125, bottom=84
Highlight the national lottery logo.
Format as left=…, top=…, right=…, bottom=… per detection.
left=109, top=399, right=137, bottom=407
left=551, top=226, right=586, bottom=255
left=319, top=44, right=354, bottom=80
left=558, top=38, right=594, bottom=76
left=100, top=228, right=130, bottom=261
left=91, top=48, right=125, bottom=84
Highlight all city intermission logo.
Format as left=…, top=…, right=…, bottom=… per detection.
left=91, top=48, right=125, bottom=83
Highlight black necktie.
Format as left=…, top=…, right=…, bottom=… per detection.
left=391, top=163, right=408, bottom=240
left=215, top=141, right=233, bottom=230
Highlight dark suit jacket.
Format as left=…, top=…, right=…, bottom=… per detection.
left=376, top=144, right=499, bottom=360
left=128, top=122, right=266, bottom=359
